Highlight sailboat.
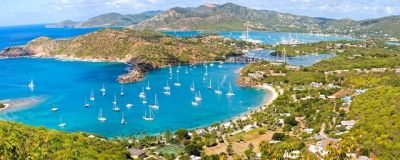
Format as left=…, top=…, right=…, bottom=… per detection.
left=226, top=82, right=235, bottom=96
left=145, top=81, right=151, bottom=90
left=195, top=91, right=202, bottom=102
left=100, top=83, right=106, bottom=96
left=185, top=66, right=189, bottom=74
left=84, top=98, right=90, bottom=108
left=190, top=81, right=195, bottom=91
left=58, top=116, right=67, bottom=127
left=149, top=94, right=159, bottom=110
left=120, top=84, right=125, bottom=96
left=28, top=79, right=35, bottom=89
left=121, top=112, right=127, bottom=125
left=126, top=103, right=133, bottom=108
left=207, top=78, right=212, bottom=89
left=164, top=81, right=171, bottom=95
left=139, top=87, right=146, bottom=98
left=98, top=108, right=107, bottom=122
left=176, top=67, right=180, bottom=73
left=142, top=96, right=148, bottom=104
left=90, top=90, right=95, bottom=101
left=204, top=67, right=208, bottom=77
left=143, top=105, right=154, bottom=121
left=215, top=81, right=222, bottom=95
left=169, top=65, right=173, bottom=74
left=174, top=73, right=181, bottom=86
left=191, top=94, right=199, bottom=106
left=164, top=81, right=171, bottom=90
left=112, top=95, right=121, bottom=112
left=218, top=61, right=223, bottom=68
left=51, top=105, right=58, bottom=112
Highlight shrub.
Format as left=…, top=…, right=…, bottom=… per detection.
left=258, top=128, right=267, bottom=135
left=272, top=132, right=287, bottom=141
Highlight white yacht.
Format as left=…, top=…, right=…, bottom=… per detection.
left=190, top=81, right=195, bottom=91
left=51, top=106, right=58, bottom=112
left=143, top=105, right=154, bottom=121
left=215, top=81, right=222, bottom=95
left=100, top=83, right=106, bottom=96
left=195, top=91, right=202, bottom=102
left=98, top=108, right=107, bottom=122
left=112, top=95, right=120, bottom=112
left=58, top=116, right=67, bottom=127
left=28, top=79, right=35, bottom=89
left=120, top=84, right=125, bottom=96
left=174, top=73, right=181, bottom=86
left=164, top=81, right=171, bottom=95
left=90, top=90, right=95, bottom=101
left=145, top=81, right=151, bottom=90
left=139, top=87, right=146, bottom=98
left=126, top=103, right=133, bottom=108
left=149, top=94, right=159, bottom=110
left=207, top=78, right=212, bottom=89
left=84, top=98, right=90, bottom=108
left=226, top=82, right=235, bottom=96
left=121, top=112, right=127, bottom=125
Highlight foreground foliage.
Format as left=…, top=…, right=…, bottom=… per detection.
left=0, top=121, right=129, bottom=159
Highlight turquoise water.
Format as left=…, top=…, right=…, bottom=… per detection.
left=0, top=24, right=100, bottom=50
left=246, top=50, right=335, bottom=67
left=0, top=58, right=266, bottom=137
left=0, top=25, right=339, bottom=137
left=164, top=31, right=353, bottom=45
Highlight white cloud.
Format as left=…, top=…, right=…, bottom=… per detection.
left=384, top=6, right=395, bottom=14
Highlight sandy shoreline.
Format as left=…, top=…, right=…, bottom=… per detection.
left=231, top=83, right=278, bottom=122
left=0, top=97, right=43, bottom=112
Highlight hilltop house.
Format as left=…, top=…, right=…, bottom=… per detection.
left=340, top=120, right=356, bottom=129
left=310, top=82, right=323, bottom=88
left=308, top=138, right=340, bottom=156
left=128, top=148, right=146, bottom=159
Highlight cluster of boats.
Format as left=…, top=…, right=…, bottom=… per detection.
left=31, top=62, right=235, bottom=128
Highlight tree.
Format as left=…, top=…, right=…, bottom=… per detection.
left=226, top=143, right=234, bottom=155
left=271, top=133, right=286, bottom=141
left=164, top=130, right=172, bottom=143
left=175, top=128, right=190, bottom=141
left=184, top=143, right=203, bottom=156
left=244, top=143, right=256, bottom=160
left=284, top=116, right=298, bottom=126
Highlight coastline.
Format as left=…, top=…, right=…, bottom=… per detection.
left=0, top=96, right=44, bottom=112
left=190, top=83, right=278, bottom=133
left=230, top=83, right=278, bottom=123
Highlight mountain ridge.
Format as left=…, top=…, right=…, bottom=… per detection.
left=48, top=10, right=162, bottom=28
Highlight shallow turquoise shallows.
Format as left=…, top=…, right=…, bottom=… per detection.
left=0, top=58, right=266, bottom=137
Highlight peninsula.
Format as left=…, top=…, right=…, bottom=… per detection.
left=1, top=29, right=265, bottom=83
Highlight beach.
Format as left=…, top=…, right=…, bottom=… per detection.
left=0, top=97, right=43, bottom=112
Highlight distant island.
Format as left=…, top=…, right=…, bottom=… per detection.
left=46, top=11, right=162, bottom=28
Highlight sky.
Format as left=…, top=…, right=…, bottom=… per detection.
left=0, top=0, right=399, bottom=26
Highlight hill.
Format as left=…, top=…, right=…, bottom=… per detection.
left=0, top=121, right=129, bottom=159
left=136, top=3, right=323, bottom=32
left=49, top=11, right=162, bottom=28
left=135, top=3, right=400, bottom=37
left=1, top=28, right=264, bottom=83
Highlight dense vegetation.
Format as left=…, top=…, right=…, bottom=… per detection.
left=11, top=29, right=263, bottom=67
left=238, top=41, right=400, bottom=159
left=345, top=87, right=400, bottom=158
left=0, top=121, right=129, bottom=159
left=136, top=3, right=400, bottom=38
